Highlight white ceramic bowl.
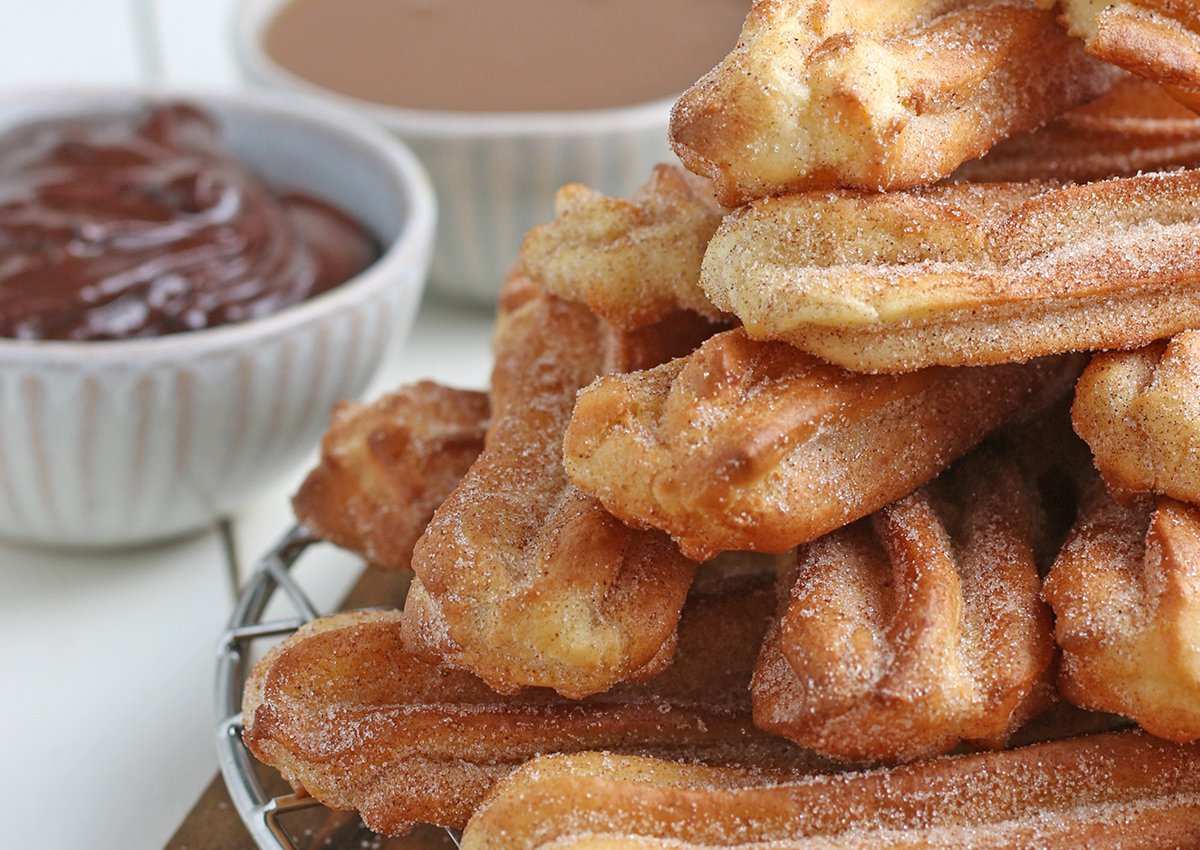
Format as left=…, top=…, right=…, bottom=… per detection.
left=235, top=0, right=678, bottom=305
left=0, top=88, right=435, bottom=548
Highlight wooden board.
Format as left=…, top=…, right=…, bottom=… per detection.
left=163, top=772, right=457, bottom=850
left=164, top=565, right=457, bottom=850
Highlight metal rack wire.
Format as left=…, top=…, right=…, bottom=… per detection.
left=214, top=525, right=460, bottom=850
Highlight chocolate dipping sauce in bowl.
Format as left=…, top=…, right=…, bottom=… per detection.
left=235, top=0, right=748, bottom=304
left=0, top=89, right=435, bottom=548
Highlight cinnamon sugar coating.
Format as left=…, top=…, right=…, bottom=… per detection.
left=405, top=283, right=719, bottom=698
left=461, top=732, right=1200, bottom=850
left=1073, top=331, right=1200, bottom=505
left=232, top=0, right=1200, bottom=840
left=1044, top=479, right=1200, bottom=742
left=752, top=444, right=1057, bottom=764
left=1039, top=0, right=1200, bottom=112
left=669, top=0, right=1117, bottom=206
left=242, top=559, right=817, bottom=835
left=292, top=382, right=488, bottom=570
left=701, top=170, right=1200, bottom=372
left=563, top=327, right=1081, bottom=560
left=954, top=76, right=1200, bottom=182
left=520, top=165, right=727, bottom=329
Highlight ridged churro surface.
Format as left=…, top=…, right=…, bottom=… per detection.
left=1044, top=479, right=1200, bottom=742
left=670, top=0, right=1116, bottom=205
left=564, top=327, right=1080, bottom=560
left=955, top=76, right=1200, bottom=182
left=752, top=444, right=1057, bottom=763
left=1040, top=0, right=1200, bottom=111
left=461, top=733, right=1200, bottom=850
left=407, top=284, right=717, bottom=697
left=701, top=170, right=1200, bottom=372
left=243, top=559, right=816, bottom=835
left=1073, top=330, right=1200, bottom=505
left=521, top=165, right=726, bottom=329
left=292, top=382, right=488, bottom=570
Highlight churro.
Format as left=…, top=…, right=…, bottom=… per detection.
left=406, top=284, right=717, bottom=698
left=669, top=0, right=1116, bottom=206
left=1073, top=330, right=1200, bottom=505
left=520, top=165, right=726, bottom=329
left=701, top=170, right=1200, bottom=372
left=292, top=382, right=488, bottom=570
left=1039, top=0, right=1200, bottom=112
left=1044, top=479, right=1200, bottom=743
left=239, top=8, right=1200, bottom=840
left=242, top=559, right=817, bottom=835
left=752, top=443, right=1057, bottom=764
left=563, top=327, right=1081, bottom=560
left=461, top=732, right=1200, bottom=850
left=954, top=75, right=1200, bottom=183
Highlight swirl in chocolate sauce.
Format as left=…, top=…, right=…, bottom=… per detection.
left=0, top=103, right=380, bottom=341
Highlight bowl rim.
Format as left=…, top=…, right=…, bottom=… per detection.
left=234, top=0, right=686, bottom=139
left=0, top=85, right=437, bottom=362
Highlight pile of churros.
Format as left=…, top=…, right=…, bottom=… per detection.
left=244, top=1, right=1200, bottom=846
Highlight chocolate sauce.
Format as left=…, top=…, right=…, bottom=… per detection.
left=0, top=103, right=379, bottom=341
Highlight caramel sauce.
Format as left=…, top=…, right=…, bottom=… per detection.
left=264, top=0, right=748, bottom=112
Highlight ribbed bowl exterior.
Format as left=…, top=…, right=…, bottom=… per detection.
left=0, top=282, right=423, bottom=546
left=409, top=128, right=674, bottom=302
left=0, top=89, right=435, bottom=547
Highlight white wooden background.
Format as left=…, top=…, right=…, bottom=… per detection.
left=0, top=4, right=497, bottom=849
left=0, top=0, right=240, bottom=89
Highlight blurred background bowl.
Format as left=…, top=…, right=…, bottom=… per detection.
left=234, top=0, right=680, bottom=305
left=0, top=87, right=435, bottom=548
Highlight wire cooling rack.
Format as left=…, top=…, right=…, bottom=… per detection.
left=213, top=525, right=461, bottom=850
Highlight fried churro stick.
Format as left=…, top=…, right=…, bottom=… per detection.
left=954, top=76, right=1200, bottom=183
left=1073, top=331, right=1200, bottom=505
left=292, top=382, right=488, bottom=570
left=1043, top=479, right=1200, bottom=742
left=752, top=443, right=1057, bottom=764
left=520, top=165, right=727, bottom=330
left=563, top=327, right=1080, bottom=561
left=242, top=561, right=818, bottom=835
left=1039, top=0, right=1200, bottom=112
left=461, top=732, right=1200, bottom=850
left=406, top=284, right=718, bottom=698
left=701, top=170, right=1200, bottom=372
left=669, top=0, right=1117, bottom=206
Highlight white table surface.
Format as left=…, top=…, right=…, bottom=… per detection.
left=0, top=3, right=500, bottom=847
left=0, top=298, right=496, bottom=850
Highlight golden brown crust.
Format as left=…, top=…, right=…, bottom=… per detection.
left=1043, top=481, right=1200, bottom=742
left=241, top=562, right=818, bottom=835
left=520, top=165, right=727, bottom=330
left=291, top=382, right=489, bottom=570
left=752, top=444, right=1057, bottom=764
left=669, top=0, right=1117, bottom=206
left=563, top=327, right=1081, bottom=560
left=1073, top=331, right=1200, bottom=505
left=701, top=171, right=1200, bottom=372
left=406, top=285, right=719, bottom=698
left=461, top=733, right=1200, bottom=850
left=240, top=3, right=1200, bottom=840
left=1040, top=0, right=1200, bottom=112
left=954, top=75, right=1200, bottom=182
